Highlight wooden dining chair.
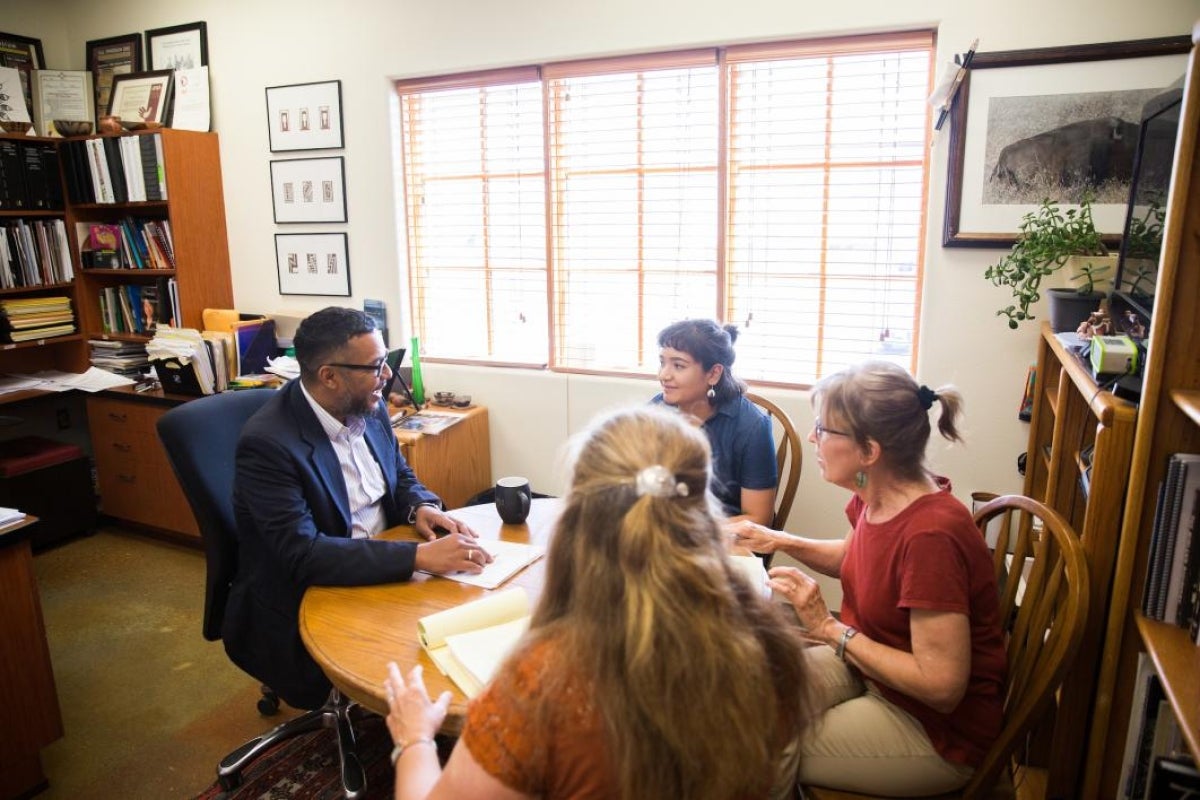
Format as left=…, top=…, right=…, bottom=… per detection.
left=746, top=392, right=803, bottom=530
left=800, top=495, right=1090, bottom=800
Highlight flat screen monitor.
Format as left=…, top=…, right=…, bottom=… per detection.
left=1111, top=85, right=1183, bottom=334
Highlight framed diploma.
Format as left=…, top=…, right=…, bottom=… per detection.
left=108, top=70, right=173, bottom=125
left=31, top=71, right=95, bottom=137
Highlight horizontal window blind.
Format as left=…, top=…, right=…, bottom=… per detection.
left=397, top=74, right=548, bottom=364
left=725, top=43, right=930, bottom=382
left=394, top=31, right=932, bottom=385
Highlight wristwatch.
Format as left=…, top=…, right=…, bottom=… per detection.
left=835, top=625, right=859, bottom=662
left=406, top=502, right=441, bottom=525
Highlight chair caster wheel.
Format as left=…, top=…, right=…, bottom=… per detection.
left=257, top=695, right=280, bottom=716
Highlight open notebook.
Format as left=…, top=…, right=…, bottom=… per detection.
left=419, top=539, right=544, bottom=590
left=418, top=587, right=531, bottom=697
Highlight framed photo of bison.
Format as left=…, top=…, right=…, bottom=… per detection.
left=942, top=36, right=1190, bottom=248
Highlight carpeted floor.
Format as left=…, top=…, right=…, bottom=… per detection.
left=191, top=712, right=397, bottom=800
left=33, top=529, right=310, bottom=798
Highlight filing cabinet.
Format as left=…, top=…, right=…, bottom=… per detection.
left=87, top=392, right=199, bottom=538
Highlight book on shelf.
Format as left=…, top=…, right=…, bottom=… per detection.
left=1141, top=453, right=1200, bottom=628
left=0, top=138, right=26, bottom=209
left=0, top=295, right=75, bottom=343
left=1118, top=654, right=1166, bottom=800
left=418, top=587, right=531, bottom=698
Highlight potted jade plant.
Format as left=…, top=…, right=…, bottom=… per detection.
left=985, top=196, right=1115, bottom=331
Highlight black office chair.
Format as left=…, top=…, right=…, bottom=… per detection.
left=156, top=389, right=366, bottom=796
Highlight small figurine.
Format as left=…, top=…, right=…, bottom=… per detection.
left=1076, top=309, right=1111, bottom=339
left=1122, top=310, right=1147, bottom=339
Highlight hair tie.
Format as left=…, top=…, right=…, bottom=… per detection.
left=917, top=385, right=937, bottom=410
left=635, top=465, right=689, bottom=498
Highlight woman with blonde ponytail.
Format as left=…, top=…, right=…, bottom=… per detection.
left=384, top=405, right=810, bottom=800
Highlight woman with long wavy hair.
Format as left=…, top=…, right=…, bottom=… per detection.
left=384, top=405, right=811, bottom=800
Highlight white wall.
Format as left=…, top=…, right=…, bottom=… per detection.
left=9, top=0, right=1196, bottom=597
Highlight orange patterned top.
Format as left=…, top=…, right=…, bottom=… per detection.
left=461, top=635, right=615, bottom=798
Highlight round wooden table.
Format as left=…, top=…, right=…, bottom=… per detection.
left=299, top=498, right=561, bottom=732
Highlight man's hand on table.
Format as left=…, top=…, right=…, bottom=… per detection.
left=412, top=505, right=494, bottom=575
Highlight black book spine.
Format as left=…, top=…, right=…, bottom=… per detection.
left=40, top=144, right=63, bottom=210
left=0, top=139, right=27, bottom=209
left=21, top=142, right=50, bottom=210
left=101, top=136, right=127, bottom=203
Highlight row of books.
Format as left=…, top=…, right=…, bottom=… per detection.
left=78, top=218, right=176, bottom=271
left=1, top=219, right=73, bottom=288
left=1141, top=452, right=1200, bottom=641
left=98, top=278, right=179, bottom=336
left=0, top=139, right=63, bottom=210
left=1117, top=655, right=1200, bottom=799
left=59, top=134, right=167, bottom=205
left=0, top=296, right=76, bottom=343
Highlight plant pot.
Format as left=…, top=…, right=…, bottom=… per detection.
left=1048, top=289, right=1105, bottom=333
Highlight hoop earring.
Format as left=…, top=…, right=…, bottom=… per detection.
left=706, top=385, right=716, bottom=399
left=855, top=470, right=868, bottom=488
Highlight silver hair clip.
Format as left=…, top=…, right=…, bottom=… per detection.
left=635, top=465, right=689, bottom=498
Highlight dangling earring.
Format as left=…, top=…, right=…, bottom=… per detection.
left=855, top=470, right=868, bottom=489
left=706, top=385, right=716, bottom=399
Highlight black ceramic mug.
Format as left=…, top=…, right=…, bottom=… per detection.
left=495, top=476, right=532, bottom=525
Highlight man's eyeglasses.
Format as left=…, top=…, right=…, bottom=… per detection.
left=813, top=419, right=851, bottom=439
left=326, top=360, right=391, bottom=378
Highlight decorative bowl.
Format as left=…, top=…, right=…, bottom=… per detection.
left=54, top=120, right=93, bottom=137
left=97, top=115, right=123, bottom=134
left=0, top=120, right=32, bottom=134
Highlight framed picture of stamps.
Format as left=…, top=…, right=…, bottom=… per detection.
left=265, top=80, right=343, bottom=152
left=270, top=157, right=347, bottom=223
left=275, top=232, right=351, bottom=296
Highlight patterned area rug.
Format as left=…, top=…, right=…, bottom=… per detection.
left=191, top=712, right=397, bottom=800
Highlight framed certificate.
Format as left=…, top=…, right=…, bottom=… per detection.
left=86, top=33, right=142, bottom=127
left=31, top=70, right=95, bottom=137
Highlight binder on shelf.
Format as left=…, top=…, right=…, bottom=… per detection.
left=0, top=139, right=27, bottom=209
left=20, top=142, right=51, bottom=210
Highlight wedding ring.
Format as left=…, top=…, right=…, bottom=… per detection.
left=467, top=550, right=475, bottom=563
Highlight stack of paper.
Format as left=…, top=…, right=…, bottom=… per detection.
left=0, top=506, right=27, bottom=529
left=419, top=539, right=544, bottom=590
left=729, top=554, right=772, bottom=599
left=147, top=326, right=215, bottom=394
left=418, top=587, right=531, bottom=697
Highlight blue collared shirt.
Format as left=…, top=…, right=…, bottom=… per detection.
left=651, top=393, right=777, bottom=516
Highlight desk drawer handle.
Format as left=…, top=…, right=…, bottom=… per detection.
left=108, top=412, right=128, bottom=422
left=112, top=442, right=132, bottom=453
left=118, top=474, right=137, bottom=483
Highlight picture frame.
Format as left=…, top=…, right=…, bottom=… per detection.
left=86, top=33, right=142, bottom=127
left=943, top=35, right=1190, bottom=248
left=30, top=70, right=95, bottom=137
left=270, top=156, right=348, bottom=223
left=0, top=31, right=46, bottom=124
left=108, top=70, right=174, bottom=125
left=275, top=232, right=351, bottom=296
left=145, top=21, right=208, bottom=71
left=265, top=80, right=344, bottom=152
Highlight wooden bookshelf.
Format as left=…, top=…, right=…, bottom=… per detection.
left=1084, top=25, right=1200, bottom=799
left=1021, top=323, right=1137, bottom=799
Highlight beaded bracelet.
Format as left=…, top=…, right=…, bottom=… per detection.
left=390, top=737, right=436, bottom=766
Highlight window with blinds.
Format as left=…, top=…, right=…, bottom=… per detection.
left=394, top=31, right=932, bottom=385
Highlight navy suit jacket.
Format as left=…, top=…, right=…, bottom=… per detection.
left=224, top=379, right=440, bottom=708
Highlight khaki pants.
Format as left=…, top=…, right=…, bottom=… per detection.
left=794, top=648, right=975, bottom=797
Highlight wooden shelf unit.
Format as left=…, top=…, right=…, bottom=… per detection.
left=1083, top=25, right=1200, bottom=800
left=1021, top=323, right=1137, bottom=799
left=0, top=133, right=86, bottom=375
left=71, top=129, right=233, bottom=339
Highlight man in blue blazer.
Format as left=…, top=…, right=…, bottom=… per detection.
left=224, top=307, right=490, bottom=709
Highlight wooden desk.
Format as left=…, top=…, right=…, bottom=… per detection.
left=299, top=498, right=559, bottom=733
left=0, top=515, right=64, bottom=800
left=392, top=405, right=491, bottom=509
